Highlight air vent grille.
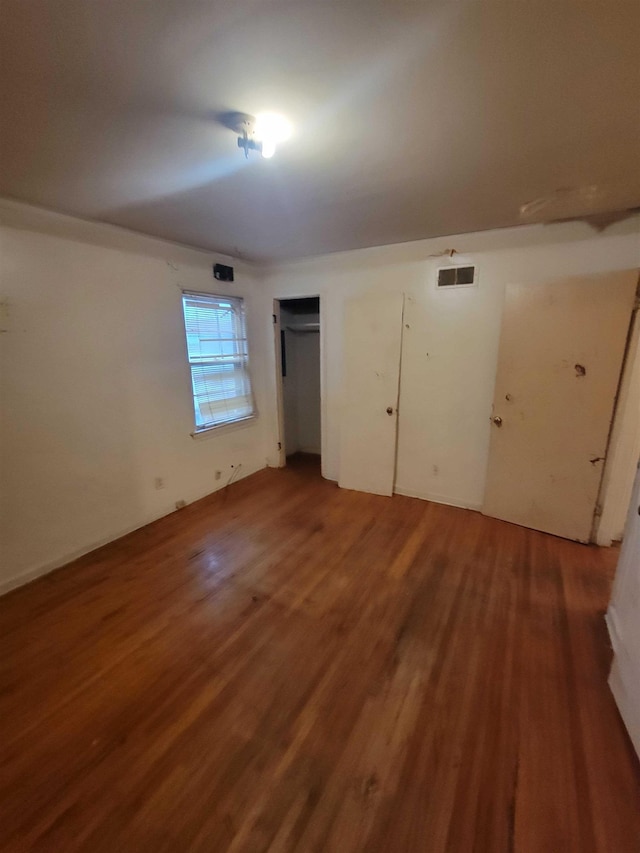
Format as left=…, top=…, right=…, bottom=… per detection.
left=437, top=265, right=477, bottom=288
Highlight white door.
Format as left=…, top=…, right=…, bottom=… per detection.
left=609, top=462, right=640, bottom=646
left=483, top=270, right=638, bottom=542
left=607, top=463, right=640, bottom=757
left=339, top=293, right=404, bottom=496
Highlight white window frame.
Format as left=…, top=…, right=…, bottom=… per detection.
left=181, top=291, right=257, bottom=435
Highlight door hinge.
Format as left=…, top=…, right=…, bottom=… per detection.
left=277, top=442, right=282, bottom=450
left=273, top=314, right=277, bottom=324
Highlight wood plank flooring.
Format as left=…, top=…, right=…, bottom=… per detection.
left=1, top=455, right=639, bottom=851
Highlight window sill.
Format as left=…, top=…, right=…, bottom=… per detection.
left=190, top=414, right=257, bottom=440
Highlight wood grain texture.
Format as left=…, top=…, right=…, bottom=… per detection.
left=0, top=454, right=638, bottom=851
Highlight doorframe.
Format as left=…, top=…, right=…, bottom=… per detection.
left=272, top=294, right=326, bottom=473
left=272, top=299, right=286, bottom=468
left=594, top=278, right=640, bottom=543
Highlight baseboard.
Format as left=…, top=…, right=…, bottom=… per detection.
left=393, top=485, right=482, bottom=512
left=0, top=462, right=266, bottom=597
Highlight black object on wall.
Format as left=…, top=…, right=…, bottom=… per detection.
left=280, top=330, right=287, bottom=377
left=213, top=263, right=234, bottom=282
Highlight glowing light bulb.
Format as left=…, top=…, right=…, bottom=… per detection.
left=261, top=138, right=276, bottom=159
left=254, top=112, right=292, bottom=159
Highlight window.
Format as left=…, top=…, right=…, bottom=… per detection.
left=181, top=291, right=256, bottom=432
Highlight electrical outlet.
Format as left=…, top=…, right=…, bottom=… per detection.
left=154, top=477, right=165, bottom=490
left=215, top=470, right=222, bottom=480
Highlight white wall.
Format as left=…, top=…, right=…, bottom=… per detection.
left=0, top=200, right=269, bottom=593
left=261, top=217, right=640, bottom=512
left=280, top=307, right=321, bottom=456
left=607, top=464, right=640, bottom=758
left=295, top=325, right=321, bottom=454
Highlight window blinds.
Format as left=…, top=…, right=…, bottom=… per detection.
left=181, top=292, right=255, bottom=431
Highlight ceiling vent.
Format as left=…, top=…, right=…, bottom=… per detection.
left=436, top=265, right=477, bottom=289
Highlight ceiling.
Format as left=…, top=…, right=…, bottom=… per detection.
left=1, top=0, right=639, bottom=262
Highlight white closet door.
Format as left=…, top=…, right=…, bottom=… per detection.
left=483, top=270, right=637, bottom=542
left=339, top=293, right=404, bottom=496
left=608, top=464, right=640, bottom=759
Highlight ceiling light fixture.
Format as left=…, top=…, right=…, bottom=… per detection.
left=254, top=112, right=292, bottom=159
left=226, top=111, right=292, bottom=160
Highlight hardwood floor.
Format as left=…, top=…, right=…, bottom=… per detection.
left=1, top=457, right=638, bottom=851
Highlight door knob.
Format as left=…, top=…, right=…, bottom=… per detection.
left=386, top=407, right=394, bottom=415
left=492, top=415, right=503, bottom=427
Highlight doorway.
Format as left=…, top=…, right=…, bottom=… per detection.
left=274, top=297, right=321, bottom=467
